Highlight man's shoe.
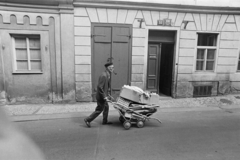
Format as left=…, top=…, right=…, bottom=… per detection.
left=84, top=118, right=91, bottom=128
left=102, top=122, right=113, bottom=125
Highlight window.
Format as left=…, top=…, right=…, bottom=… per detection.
left=193, top=85, right=212, bottom=97
left=12, top=35, right=42, bottom=73
left=196, top=33, right=218, bottom=71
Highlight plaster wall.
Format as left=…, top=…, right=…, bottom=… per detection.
left=105, top=0, right=240, bottom=7
left=74, top=6, right=240, bottom=100
left=0, top=10, right=63, bottom=103
left=60, top=13, right=76, bottom=102
left=177, top=14, right=240, bottom=97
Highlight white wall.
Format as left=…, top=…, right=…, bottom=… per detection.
left=113, top=0, right=240, bottom=7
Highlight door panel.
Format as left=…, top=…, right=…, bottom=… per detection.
left=113, top=27, right=130, bottom=42
left=92, top=26, right=112, bottom=101
left=93, top=26, right=111, bottom=42
left=92, top=43, right=111, bottom=97
left=111, top=42, right=129, bottom=98
left=111, top=26, right=130, bottom=98
left=147, top=44, right=160, bottom=92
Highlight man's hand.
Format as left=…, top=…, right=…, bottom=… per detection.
left=104, top=97, right=109, bottom=101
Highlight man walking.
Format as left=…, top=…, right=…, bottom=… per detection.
left=84, top=62, right=114, bottom=127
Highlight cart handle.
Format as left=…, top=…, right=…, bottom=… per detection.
left=106, top=95, right=115, bottom=102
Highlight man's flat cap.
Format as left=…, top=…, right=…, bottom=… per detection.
left=104, top=62, right=113, bottom=67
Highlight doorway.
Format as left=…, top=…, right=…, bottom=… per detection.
left=147, top=30, right=175, bottom=96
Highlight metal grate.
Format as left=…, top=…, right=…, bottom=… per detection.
left=193, top=85, right=212, bottom=97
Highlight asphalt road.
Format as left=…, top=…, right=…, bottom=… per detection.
left=16, top=108, right=240, bottom=160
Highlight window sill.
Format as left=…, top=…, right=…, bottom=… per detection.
left=12, top=71, right=43, bottom=74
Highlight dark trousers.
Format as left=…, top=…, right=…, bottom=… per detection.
left=86, top=100, right=109, bottom=123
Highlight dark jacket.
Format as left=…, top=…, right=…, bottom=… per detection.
left=96, top=70, right=110, bottom=101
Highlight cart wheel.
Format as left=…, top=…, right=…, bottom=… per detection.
left=123, top=121, right=131, bottom=130
left=119, top=117, right=125, bottom=124
left=137, top=120, right=144, bottom=128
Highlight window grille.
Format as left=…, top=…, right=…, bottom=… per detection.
left=193, top=85, right=212, bottom=97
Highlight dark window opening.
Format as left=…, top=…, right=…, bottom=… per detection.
left=197, top=33, right=217, bottom=46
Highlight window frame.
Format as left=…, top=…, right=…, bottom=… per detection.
left=11, top=33, right=43, bottom=74
left=195, top=32, right=219, bottom=72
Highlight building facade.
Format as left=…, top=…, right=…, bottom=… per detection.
left=0, top=0, right=240, bottom=104
left=0, top=0, right=75, bottom=103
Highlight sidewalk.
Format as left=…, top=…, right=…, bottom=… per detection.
left=1, top=94, right=240, bottom=122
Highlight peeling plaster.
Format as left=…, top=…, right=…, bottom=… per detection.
left=63, top=90, right=76, bottom=102
left=0, top=91, right=6, bottom=99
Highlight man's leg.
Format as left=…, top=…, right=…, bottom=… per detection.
left=102, top=102, right=112, bottom=124
left=85, top=101, right=105, bottom=123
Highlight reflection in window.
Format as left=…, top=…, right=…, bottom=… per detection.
left=197, top=33, right=217, bottom=46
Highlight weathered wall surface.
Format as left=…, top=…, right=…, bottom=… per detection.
left=110, top=0, right=240, bottom=7
left=60, top=13, right=76, bottom=102
left=0, top=44, right=5, bottom=103
left=177, top=14, right=240, bottom=97
left=0, top=0, right=76, bottom=104
left=0, top=11, right=60, bottom=103
left=74, top=8, right=92, bottom=101
left=74, top=6, right=240, bottom=100
left=0, top=1, right=239, bottom=102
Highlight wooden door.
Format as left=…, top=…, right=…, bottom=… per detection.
left=92, top=24, right=131, bottom=101
left=146, top=43, right=161, bottom=93
left=111, top=26, right=131, bottom=98
left=92, top=26, right=112, bottom=101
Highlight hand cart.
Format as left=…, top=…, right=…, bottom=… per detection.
left=107, top=96, right=162, bottom=130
